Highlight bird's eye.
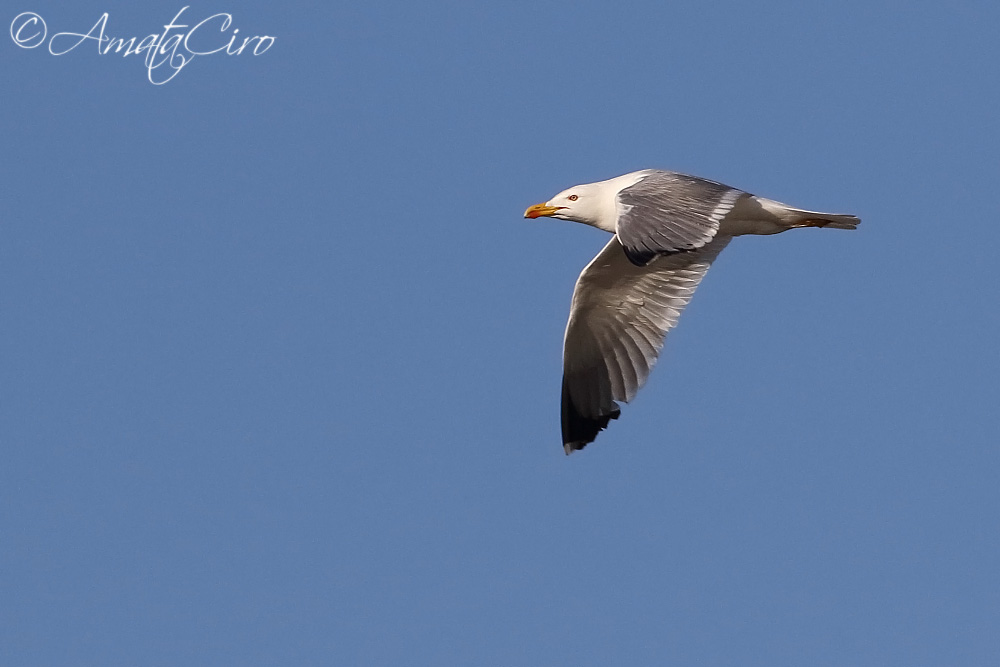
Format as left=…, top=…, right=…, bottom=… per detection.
left=568, top=194, right=579, bottom=201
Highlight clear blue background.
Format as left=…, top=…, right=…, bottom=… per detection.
left=3, top=1, right=999, bottom=664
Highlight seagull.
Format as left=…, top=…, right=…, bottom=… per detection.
left=524, top=169, right=860, bottom=454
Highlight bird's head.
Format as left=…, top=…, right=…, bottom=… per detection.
left=524, top=183, right=605, bottom=227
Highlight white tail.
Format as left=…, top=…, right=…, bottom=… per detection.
left=756, top=197, right=861, bottom=230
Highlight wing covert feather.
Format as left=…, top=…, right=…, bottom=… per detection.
left=616, top=171, right=745, bottom=265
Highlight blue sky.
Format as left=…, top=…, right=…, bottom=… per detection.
left=3, top=1, right=999, bottom=664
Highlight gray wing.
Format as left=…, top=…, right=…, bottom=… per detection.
left=616, top=170, right=746, bottom=266
left=562, top=234, right=731, bottom=453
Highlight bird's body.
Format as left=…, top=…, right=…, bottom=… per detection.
left=524, top=169, right=859, bottom=454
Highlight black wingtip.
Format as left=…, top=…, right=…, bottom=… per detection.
left=561, top=377, right=621, bottom=454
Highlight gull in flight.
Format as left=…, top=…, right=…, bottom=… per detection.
left=525, top=169, right=860, bottom=454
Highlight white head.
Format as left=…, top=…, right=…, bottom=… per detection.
left=524, top=171, right=650, bottom=233
left=524, top=182, right=605, bottom=226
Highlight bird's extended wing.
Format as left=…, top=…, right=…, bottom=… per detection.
left=616, top=171, right=745, bottom=266
left=562, top=234, right=731, bottom=452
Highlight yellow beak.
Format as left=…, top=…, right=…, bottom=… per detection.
left=524, top=203, right=565, bottom=219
